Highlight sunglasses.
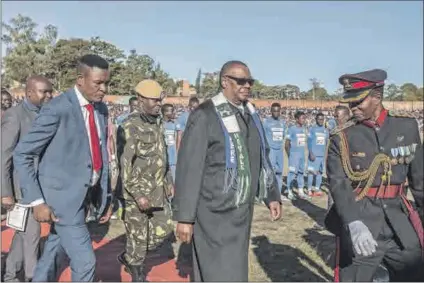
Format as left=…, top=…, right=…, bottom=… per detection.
left=225, top=75, right=255, bottom=86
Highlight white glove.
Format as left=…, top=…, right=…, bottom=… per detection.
left=348, top=220, right=378, bottom=257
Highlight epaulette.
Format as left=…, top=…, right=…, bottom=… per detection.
left=388, top=110, right=415, bottom=119
left=330, top=119, right=357, bottom=136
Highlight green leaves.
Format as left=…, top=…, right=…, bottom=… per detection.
left=385, top=83, right=422, bottom=101
left=2, top=15, right=176, bottom=96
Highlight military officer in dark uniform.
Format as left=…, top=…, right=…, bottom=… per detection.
left=325, top=69, right=423, bottom=282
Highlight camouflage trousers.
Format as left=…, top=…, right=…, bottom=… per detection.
left=123, top=201, right=174, bottom=265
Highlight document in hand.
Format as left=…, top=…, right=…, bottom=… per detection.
left=6, top=203, right=29, bottom=232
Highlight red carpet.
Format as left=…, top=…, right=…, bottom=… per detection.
left=1, top=221, right=190, bottom=282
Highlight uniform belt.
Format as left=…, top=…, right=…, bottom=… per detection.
left=354, top=185, right=403, bottom=199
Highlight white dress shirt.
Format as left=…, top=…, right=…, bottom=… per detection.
left=29, top=87, right=103, bottom=207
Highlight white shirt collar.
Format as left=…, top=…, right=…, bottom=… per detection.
left=74, top=86, right=90, bottom=107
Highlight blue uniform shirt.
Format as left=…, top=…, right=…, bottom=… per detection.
left=176, top=111, right=190, bottom=132
left=164, top=120, right=177, bottom=166
left=263, top=117, right=286, bottom=150
left=326, top=118, right=337, bottom=131
left=116, top=112, right=130, bottom=126
left=286, top=125, right=307, bottom=154
left=307, top=125, right=328, bottom=157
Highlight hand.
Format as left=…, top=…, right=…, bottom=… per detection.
left=309, top=152, right=316, bottom=161
left=99, top=205, right=113, bottom=224
left=33, top=203, right=59, bottom=223
left=136, top=197, right=150, bottom=211
left=348, top=220, right=378, bottom=257
left=176, top=222, right=193, bottom=244
left=168, top=185, right=175, bottom=198
left=1, top=196, right=15, bottom=211
left=269, top=201, right=282, bottom=221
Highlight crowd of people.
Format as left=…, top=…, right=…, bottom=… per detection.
left=1, top=55, right=423, bottom=283
left=5, top=89, right=423, bottom=135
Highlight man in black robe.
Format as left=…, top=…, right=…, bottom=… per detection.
left=172, top=60, right=282, bottom=281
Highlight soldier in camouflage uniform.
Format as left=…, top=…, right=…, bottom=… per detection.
left=117, top=79, right=174, bottom=282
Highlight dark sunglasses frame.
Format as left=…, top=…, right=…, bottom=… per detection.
left=225, top=75, right=255, bottom=86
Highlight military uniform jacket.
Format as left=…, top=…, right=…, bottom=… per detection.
left=118, top=112, right=172, bottom=207
left=326, top=110, right=423, bottom=250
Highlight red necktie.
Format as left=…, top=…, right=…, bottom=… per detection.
left=85, top=104, right=102, bottom=171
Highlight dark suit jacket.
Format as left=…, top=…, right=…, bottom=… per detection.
left=13, top=88, right=109, bottom=225
left=1, top=100, right=39, bottom=200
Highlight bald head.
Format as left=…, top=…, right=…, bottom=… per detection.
left=219, top=60, right=253, bottom=105
left=26, top=75, right=51, bottom=93
left=25, top=75, right=53, bottom=107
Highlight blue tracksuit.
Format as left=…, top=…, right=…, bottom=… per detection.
left=263, top=117, right=286, bottom=192
left=307, top=125, right=329, bottom=192
left=176, top=111, right=190, bottom=133
left=326, top=118, right=337, bottom=131
left=286, top=125, right=307, bottom=192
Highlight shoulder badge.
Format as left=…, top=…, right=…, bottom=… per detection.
left=388, top=110, right=414, bottom=119
left=330, top=119, right=357, bottom=137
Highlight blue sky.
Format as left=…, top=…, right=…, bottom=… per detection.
left=2, top=1, right=423, bottom=92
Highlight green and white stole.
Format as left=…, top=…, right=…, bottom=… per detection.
left=211, top=93, right=273, bottom=207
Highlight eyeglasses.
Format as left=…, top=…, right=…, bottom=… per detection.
left=225, top=75, right=255, bottom=86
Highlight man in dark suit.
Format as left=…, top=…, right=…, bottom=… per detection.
left=13, top=54, right=113, bottom=282
left=326, top=69, right=423, bottom=281
left=1, top=76, right=53, bottom=282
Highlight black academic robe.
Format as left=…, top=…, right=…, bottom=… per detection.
left=172, top=100, right=280, bottom=281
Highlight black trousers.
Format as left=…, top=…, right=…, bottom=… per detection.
left=339, top=218, right=424, bottom=282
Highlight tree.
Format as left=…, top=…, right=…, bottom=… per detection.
left=200, top=71, right=219, bottom=98
left=3, top=14, right=421, bottom=101
left=416, top=87, right=423, bottom=101
left=2, top=14, right=56, bottom=86
left=89, top=36, right=124, bottom=63
left=281, top=84, right=300, bottom=99
left=304, top=87, right=329, bottom=100
left=331, top=87, right=344, bottom=101
left=108, top=49, right=156, bottom=96
left=400, top=83, right=418, bottom=101
left=2, top=15, right=177, bottom=96
left=151, top=63, right=176, bottom=96
left=45, top=38, right=92, bottom=91
left=385, top=83, right=401, bottom=101
left=309, top=78, right=321, bottom=100
left=195, top=68, right=202, bottom=95
left=2, top=14, right=37, bottom=51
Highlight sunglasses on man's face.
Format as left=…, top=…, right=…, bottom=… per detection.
left=225, top=75, right=255, bottom=86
